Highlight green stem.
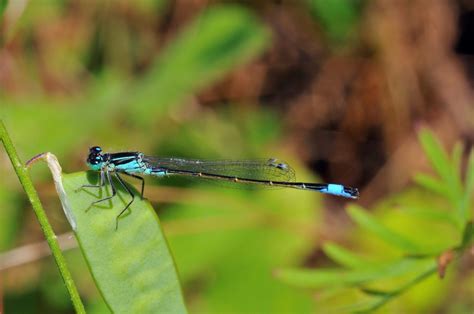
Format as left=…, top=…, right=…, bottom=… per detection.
left=0, top=120, right=85, bottom=313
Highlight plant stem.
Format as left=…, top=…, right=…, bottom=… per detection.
left=0, top=120, right=85, bottom=313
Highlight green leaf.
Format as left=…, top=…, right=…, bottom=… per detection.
left=0, top=0, right=7, bottom=18
left=166, top=187, right=318, bottom=313
left=355, top=264, right=437, bottom=313
left=418, top=129, right=462, bottom=201
left=451, top=142, right=463, bottom=179
left=402, top=206, right=459, bottom=227
left=347, top=205, right=420, bottom=253
left=63, top=172, right=187, bottom=313
left=413, top=173, right=449, bottom=198
left=275, top=258, right=432, bottom=288
left=360, top=288, right=392, bottom=296
left=306, top=0, right=360, bottom=44
left=128, top=5, right=270, bottom=124
left=337, top=299, right=385, bottom=314
left=461, top=149, right=474, bottom=223
left=460, top=221, right=474, bottom=250
left=322, top=243, right=370, bottom=268
left=418, top=129, right=451, bottom=181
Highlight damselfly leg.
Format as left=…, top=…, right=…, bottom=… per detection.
left=77, top=170, right=140, bottom=230
left=113, top=172, right=135, bottom=230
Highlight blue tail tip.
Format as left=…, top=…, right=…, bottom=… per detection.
left=325, top=184, right=359, bottom=199
left=343, top=186, right=359, bottom=199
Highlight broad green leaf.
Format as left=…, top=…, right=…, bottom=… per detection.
left=275, top=258, right=432, bottom=288
left=322, top=243, right=370, bottom=268
left=347, top=205, right=420, bottom=253
left=128, top=5, right=270, bottom=124
left=63, top=172, right=187, bottom=314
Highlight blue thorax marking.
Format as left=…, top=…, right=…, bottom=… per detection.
left=106, top=152, right=147, bottom=174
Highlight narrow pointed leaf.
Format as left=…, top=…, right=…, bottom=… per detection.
left=418, top=129, right=452, bottom=183
left=322, top=243, right=369, bottom=268
left=451, top=142, right=462, bottom=179
left=460, top=221, right=474, bottom=249
left=275, top=258, right=430, bottom=288
left=418, top=129, right=462, bottom=202
left=360, top=288, right=392, bottom=296
left=461, top=149, right=474, bottom=223
left=129, top=5, right=270, bottom=123
left=413, top=173, right=449, bottom=197
left=403, top=206, right=459, bottom=227
left=332, top=296, right=388, bottom=314
left=63, top=172, right=187, bottom=313
left=347, top=205, right=420, bottom=252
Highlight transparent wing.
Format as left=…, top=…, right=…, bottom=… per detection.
left=142, top=156, right=296, bottom=182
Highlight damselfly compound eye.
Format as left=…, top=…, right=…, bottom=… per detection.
left=90, top=146, right=102, bottom=153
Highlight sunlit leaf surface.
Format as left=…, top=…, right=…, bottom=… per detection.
left=63, top=172, right=187, bottom=314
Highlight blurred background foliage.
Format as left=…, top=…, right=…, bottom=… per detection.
left=1, top=0, right=474, bottom=313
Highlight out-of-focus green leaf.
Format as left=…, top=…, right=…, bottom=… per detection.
left=461, top=149, right=474, bottom=223
left=275, top=257, right=433, bottom=288
left=347, top=205, right=420, bottom=253
left=418, top=129, right=451, bottom=181
left=460, top=222, right=474, bottom=249
left=306, top=0, right=360, bottom=44
left=413, top=173, right=449, bottom=198
left=356, top=264, right=438, bottom=313
left=0, top=186, right=21, bottom=251
left=451, top=142, right=462, bottom=179
left=0, top=0, right=7, bottom=18
left=402, top=206, right=458, bottom=227
left=418, top=129, right=462, bottom=201
left=128, top=5, right=270, bottom=124
left=322, top=243, right=370, bottom=268
left=63, top=172, right=187, bottom=314
left=360, top=288, right=392, bottom=296
left=165, top=184, right=319, bottom=313
left=86, top=298, right=111, bottom=314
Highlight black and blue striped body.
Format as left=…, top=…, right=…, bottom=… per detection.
left=82, top=146, right=359, bottom=229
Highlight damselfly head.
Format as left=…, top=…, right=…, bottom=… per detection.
left=87, top=146, right=104, bottom=171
